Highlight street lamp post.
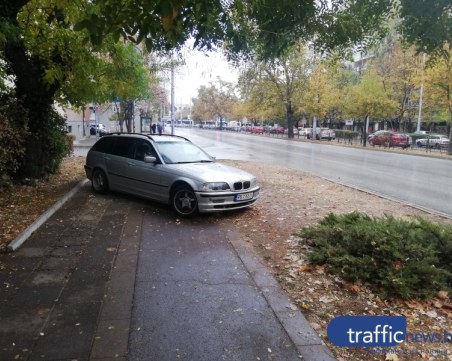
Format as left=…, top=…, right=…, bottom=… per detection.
left=171, top=61, right=175, bottom=135
left=417, top=53, right=426, bottom=132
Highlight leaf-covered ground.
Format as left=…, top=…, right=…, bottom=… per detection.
left=0, top=156, right=86, bottom=251
left=1, top=155, right=451, bottom=360
left=222, top=160, right=452, bottom=361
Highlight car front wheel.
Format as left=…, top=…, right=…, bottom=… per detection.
left=172, top=185, right=198, bottom=216
left=92, top=168, right=109, bottom=193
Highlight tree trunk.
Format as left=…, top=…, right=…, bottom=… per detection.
left=363, top=115, right=369, bottom=147
left=286, top=101, right=294, bottom=138
left=2, top=2, right=66, bottom=179
left=124, top=101, right=134, bottom=132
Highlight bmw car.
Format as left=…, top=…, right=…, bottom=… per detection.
left=84, top=133, right=260, bottom=216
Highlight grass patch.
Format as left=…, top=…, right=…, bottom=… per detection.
left=297, top=212, right=452, bottom=300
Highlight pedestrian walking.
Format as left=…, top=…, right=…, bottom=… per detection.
left=151, top=123, right=156, bottom=134
left=157, top=122, right=163, bottom=135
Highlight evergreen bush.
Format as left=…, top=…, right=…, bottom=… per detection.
left=297, top=212, right=452, bottom=299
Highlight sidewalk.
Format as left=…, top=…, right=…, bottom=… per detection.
left=0, top=183, right=336, bottom=361
left=73, top=135, right=97, bottom=147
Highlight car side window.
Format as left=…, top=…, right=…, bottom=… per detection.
left=131, top=140, right=157, bottom=162
left=111, top=138, right=133, bottom=158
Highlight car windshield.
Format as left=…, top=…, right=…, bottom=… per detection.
left=154, top=141, right=213, bottom=164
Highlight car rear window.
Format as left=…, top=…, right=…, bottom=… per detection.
left=91, top=137, right=114, bottom=153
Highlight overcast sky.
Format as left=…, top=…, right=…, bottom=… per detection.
left=166, top=48, right=239, bottom=105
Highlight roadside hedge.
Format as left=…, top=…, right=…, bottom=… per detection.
left=297, top=212, right=452, bottom=300
left=334, top=130, right=360, bottom=141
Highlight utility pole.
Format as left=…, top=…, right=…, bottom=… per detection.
left=171, top=61, right=175, bottom=135
left=417, top=53, right=426, bottom=132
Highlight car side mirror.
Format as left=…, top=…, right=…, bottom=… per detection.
left=144, top=155, right=157, bottom=163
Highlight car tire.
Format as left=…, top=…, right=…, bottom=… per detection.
left=92, top=168, right=109, bottom=193
left=172, top=185, right=198, bottom=217
left=416, top=141, right=422, bottom=147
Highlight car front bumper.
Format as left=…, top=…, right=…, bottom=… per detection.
left=195, top=187, right=260, bottom=213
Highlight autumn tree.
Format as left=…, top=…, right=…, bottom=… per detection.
left=422, top=46, right=452, bottom=153
left=191, top=79, right=238, bottom=126
left=237, top=45, right=311, bottom=137
left=0, top=0, right=153, bottom=179
left=236, top=73, right=285, bottom=125
left=300, top=60, right=344, bottom=128
left=344, top=66, right=398, bottom=146
left=370, top=41, right=423, bottom=131
left=71, top=0, right=449, bottom=62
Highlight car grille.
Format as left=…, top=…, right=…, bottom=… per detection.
left=233, top=181, right=251, bottom=190
left=213, top=199, right=257, bottom=209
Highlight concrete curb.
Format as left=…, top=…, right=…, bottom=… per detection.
left=7, top=179, right=89, bottom=252
left=228, top=230, right=337, bottom=361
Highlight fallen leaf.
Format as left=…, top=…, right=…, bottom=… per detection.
left=405, top=301, right=423, bottom=310
left=385, top=353, right=399, bottom=361
left=345, top=283, right=362, bottom=293
left=299, top=264, right=315, bottom=272
left=432, top=300, right=442, bottom=309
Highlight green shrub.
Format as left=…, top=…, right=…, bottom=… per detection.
left=66, top=134, right=75, bottom=155
left=297, top=212, right=452, bottom=300
left=334, top=130, right=360, bottom=140
left=0, top=98, right=29, bottom=182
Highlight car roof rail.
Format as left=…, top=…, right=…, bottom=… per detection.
left=103, top=132, right=192, bottom=142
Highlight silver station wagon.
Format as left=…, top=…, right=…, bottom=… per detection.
left=84, top=133, right=260, bottom=216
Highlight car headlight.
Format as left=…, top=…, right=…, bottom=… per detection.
left=201, top=182, right=230, bottom=191
left=250, top=177, right=258, bottom=188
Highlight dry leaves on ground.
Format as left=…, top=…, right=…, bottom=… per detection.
left=0, top=156, right=86, bottom=251
left=221, top=160, right=452, bottom=361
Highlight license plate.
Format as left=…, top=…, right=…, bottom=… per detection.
left=235, top=192, right=254, bottom=201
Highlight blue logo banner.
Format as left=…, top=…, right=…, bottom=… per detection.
left=327, top=316, right=407, bottom=347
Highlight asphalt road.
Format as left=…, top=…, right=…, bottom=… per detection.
left=174, top=128, right=452, bottom=218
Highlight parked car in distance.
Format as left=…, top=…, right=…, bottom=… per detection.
left=84, top=133, right=260, bottom=217
left=285, top=127, right=299, bottom=135
left=367, top=130, right=389, bottom=142
left=89, top=123, right=107, bottom=136
left=368, top=131, right=410, bottom=148
left=307, top=128, right=336, bottom=140
left=416, top=135, right=450, bottom=149
left=269, top=126, right=285, bottom=134
left=250, top=126, right=265, bottom=134
left=298, top=127, right=312, bottom=137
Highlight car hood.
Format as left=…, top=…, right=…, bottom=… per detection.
left=167, top=162, right=255, bottom=183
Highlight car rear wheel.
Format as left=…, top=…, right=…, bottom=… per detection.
left=172, top=185, right=198, bottom=217
left=92, top=168, right=109, bottom=193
